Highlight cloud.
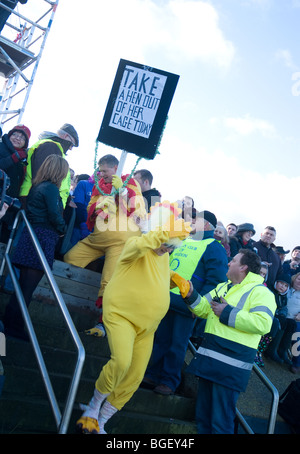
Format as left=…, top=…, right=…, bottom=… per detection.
left=223, top=114, right=276, bottom=137
left=163, top=0, right=235, bottom=69
left=275, top=49, right=299, bottom=71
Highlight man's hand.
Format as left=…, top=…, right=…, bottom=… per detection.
left=210, top=296, right=228, bottom=317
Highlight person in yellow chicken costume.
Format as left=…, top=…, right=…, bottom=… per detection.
left=76, top=201, right=192, bottom=434
left=64, top=154, right=146, bottom=336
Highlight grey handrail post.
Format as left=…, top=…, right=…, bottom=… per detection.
left=1, top=210, right=85, bottom=434
left=253, top=363, right=279, bottom=434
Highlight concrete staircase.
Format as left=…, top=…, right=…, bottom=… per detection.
left=0, top=254, right=294, bottom=435
left=0, top=259, right=197, bottom=434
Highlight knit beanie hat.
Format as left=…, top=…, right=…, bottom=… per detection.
left=8, top=124, right=31, bottom=148
left=275, top=273, right=291, bottom=288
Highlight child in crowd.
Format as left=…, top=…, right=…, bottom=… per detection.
left=255, top=263, right=271, bottom=366
left=265, top=273, right=292, bottom=365
left=3, top=154, right=68, bottom=341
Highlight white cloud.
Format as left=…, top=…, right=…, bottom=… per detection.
left=164, top=0, right=235, bottom=69
left=224, top=114, right=276, bottom=137
left=275, top=49, right=299, bottom=71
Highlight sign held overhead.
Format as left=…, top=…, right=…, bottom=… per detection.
left=97, top=59, right=179, bottom=160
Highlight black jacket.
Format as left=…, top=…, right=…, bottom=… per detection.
left=0, top=134, right=26, bottom=198
left=142, top=188, right=161, bottom=212
left=252, top=239, right=282, bottom=289
left=26, top=181, right=66, bottom=235
left=229, top=234, right=256, bottom=258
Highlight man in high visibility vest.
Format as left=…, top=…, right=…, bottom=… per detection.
left=181, top=249, right=276, bottom=434
left=143, top=210, right=228, bottom=396
left=19, top=124, right=79, bottom=208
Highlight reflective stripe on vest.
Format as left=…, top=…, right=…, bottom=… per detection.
left=170, top=237, right=215, bottom=295
left=227, top=284, right=268, bottom=328
left=196, top=346, right=253, bottom=370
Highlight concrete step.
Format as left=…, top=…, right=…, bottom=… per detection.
left=0, top=395, right=197, bottom=434
left=1, top=361, right=196, bottom=421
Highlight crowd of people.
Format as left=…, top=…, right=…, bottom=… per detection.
left=0, top=122, right=299, bottom=435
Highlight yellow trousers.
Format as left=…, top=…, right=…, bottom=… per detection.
left=95, top=311, right=156, bottom=410
left=64, top=218, right=140, bottom=297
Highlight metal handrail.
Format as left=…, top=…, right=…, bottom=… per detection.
left=1, top=210, right=85, bottom=434
left=188, top=340, right=279, bottom=434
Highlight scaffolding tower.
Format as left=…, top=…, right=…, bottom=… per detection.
left=0, top=0, right=59, bottom=129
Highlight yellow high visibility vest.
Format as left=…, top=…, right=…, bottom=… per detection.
left=170, top=237, right=215, bottom=295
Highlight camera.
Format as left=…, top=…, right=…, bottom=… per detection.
left=0, top=169, right=22, bottom=213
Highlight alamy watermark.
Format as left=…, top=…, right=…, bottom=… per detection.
left=0, top=333, right=6, bottom=357
left=291, top=331, right=300, bottom=357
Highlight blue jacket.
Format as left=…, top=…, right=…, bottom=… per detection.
left=169, top=230, right=228, bottom=317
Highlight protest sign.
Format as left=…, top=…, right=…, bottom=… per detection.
left=97, top=59, right=179, bottom=160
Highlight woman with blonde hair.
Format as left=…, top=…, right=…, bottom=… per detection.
left=3, top=154, right=68, bottom=341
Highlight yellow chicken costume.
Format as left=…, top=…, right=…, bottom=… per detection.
left=64, top=173, right=146, bottom=334
left=76, top=202, right=192, bottom=434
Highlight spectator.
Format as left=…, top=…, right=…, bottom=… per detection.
left=253, top=226, right=282, bottom=290
left=214, top=224, right=231, bottom=258
left=226, top=223, right=237, bottom=237
left=70, top=174, right=94, bottom=247
left=143, top=210, right=228, bottom=396
left=69, top=169, right=77, bottom=195
left=287, top=272, right=300, bottom=374
left=229, top=223, right=256, bottom=259
left=254, top=262, right=271, bottom=366
left=282, top=246, right=300, bottom=277
left=0, top=124, right=31, bottom=242
left=181, top=249, right=276, bottom=434
left=64, top=154, right=146, bottom=338
left=75, top=203, right=191, bottom=434
left=19, top=123, right=79, bottom=208
left=2, top=155, right=68, bottom=341
left=133, top=169, right=161, bottom=212
left=180, top=195, right=194, bottom=221
left=272, top=246, right=290, bottom=265
left=265, top=273, right=292, bottom=365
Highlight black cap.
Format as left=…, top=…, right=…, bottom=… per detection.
left=197, top=210, right=217, bottom=228
left=59, top=123, right=79, bottom=147
left=273, top=246, right=290, bottom=255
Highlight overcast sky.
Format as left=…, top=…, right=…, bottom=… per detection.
left=2, top=0, right=300, bottom=255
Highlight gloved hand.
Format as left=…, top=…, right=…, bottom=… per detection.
left=112, top=175, right=123, bottom=190
left=171, top=273, right=191, bottom=298
left=164, top=215, right=192, bottom=240
left=11, top=149, right=27, bottom=163
left=96, top=196, right=116, bottom=215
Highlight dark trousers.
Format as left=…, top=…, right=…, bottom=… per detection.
left=195, top=377, right=240, bottom=434
left=145, top=310, right=195, bottom=391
